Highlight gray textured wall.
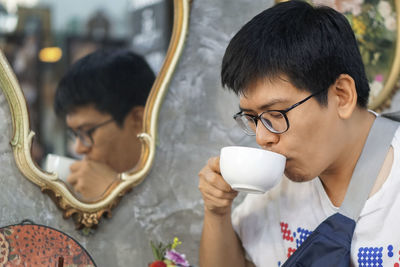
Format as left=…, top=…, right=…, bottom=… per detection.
left=0, top=0, right=272, bottom=266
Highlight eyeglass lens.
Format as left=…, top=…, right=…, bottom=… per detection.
left=67, top=128, right=93, bottom=147
left=235, top=111, right=287, bottom=135
left=260, top=111, right=287, bottom=133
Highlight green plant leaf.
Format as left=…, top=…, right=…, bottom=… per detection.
left=150, top=241, right=163, bottom=261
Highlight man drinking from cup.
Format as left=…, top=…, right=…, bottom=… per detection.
left=54, top=49, right=155, bottom=202
left=198, top=1, right=400, bottom=266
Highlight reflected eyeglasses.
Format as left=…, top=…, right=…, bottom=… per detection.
left=67, top=118, right=114, bottom=147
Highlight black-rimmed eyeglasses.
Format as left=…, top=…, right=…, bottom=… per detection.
left=67, top=118, right=114, bottom=147
left=233, top=89, right=325, bottom=135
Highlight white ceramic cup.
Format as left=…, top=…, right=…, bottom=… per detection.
left=220, top=146, right=286, bottom=194
left=43, top=154, right=76, bottom=182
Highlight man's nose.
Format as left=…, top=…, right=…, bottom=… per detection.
left=255, top=122, right=280, bottom=148
left=74, top=138, right=90, bottom=155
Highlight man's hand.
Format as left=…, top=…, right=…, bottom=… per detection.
left=199, top=156, right=247, bottom=267
left=67, top=159, right=119, bottom=201
left=198, top=156, right=239, bottom=216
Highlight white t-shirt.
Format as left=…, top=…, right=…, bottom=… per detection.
left=232, top=126, right=400, bottom=267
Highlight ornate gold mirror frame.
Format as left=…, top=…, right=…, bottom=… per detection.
left=276, top=0, right=400, bottom=111
left=0, top=0, right=191, bottom=228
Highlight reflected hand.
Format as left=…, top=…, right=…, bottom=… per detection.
left=67, top=159, right=119, bottom=201
left=198, top=156, right=238, bottom=216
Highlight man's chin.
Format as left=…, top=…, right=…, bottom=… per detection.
left=284, top=170, right=310, bottom=183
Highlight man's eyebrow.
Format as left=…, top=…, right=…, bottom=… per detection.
left=239, top=98, right=290, bottom=112
left=69, top=122, right=95, bottom=131
left=238, top=106, right=254, bottom=113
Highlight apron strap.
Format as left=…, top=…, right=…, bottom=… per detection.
left=339, top=116, right=399, bottom=220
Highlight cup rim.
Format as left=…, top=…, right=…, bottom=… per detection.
left=45, top=153, right=76, bottom=162
left=220, top=146, right=286, bottom=160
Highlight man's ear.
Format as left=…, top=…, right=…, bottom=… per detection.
left=125, top=106, right=144, bottom=131
left=331, top=74, right=358, bottom=119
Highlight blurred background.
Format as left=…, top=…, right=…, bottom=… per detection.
left=0, top=0, right=173, bottom=165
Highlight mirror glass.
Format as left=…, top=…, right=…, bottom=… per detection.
left=0, top=0, right=173, bottom=202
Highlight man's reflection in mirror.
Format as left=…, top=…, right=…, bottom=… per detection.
left=53, top=49, right=155, bottom=202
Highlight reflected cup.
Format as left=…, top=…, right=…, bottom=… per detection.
left=43, top=154, right=76, bottom=182
left=219, top=146, right=286, bottom=194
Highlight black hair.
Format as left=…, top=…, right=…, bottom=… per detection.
left=221, top=0, right=369, bottom=107
left=54, top=49, right=155, bottom=126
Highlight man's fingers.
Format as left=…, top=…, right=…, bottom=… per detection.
left=69, top=161, right=81, bottom=172
left=199, top=178, right=238, bottom=200
left=199, top=168, right=232, bottom=193
left=198, top=156, right=239, bottom=216
left=66, top=174, right=77, bottom=185
left=203, top=189, right=238, bottom=203
left=207, top=156, right=220, bottom=173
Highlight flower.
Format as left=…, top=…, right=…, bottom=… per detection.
left=369, top=75, right=384, bottom=98
left=352, top=16, right=366, bottom=36
left=378, top=1, right=392, bottom=17
left=375, top=74, right=383, bottom=83
left=165, top=250, right=190, bottom=267
left=312, top=0, right=336, bottom=7
left=149, top=261, right=167, bottom=267
left=171, top=237, right=182, bottom=250
left=338, top=0, right=364, bottom=16
left=149, top=237, right=192, bottom=267
left=312, top=0, right=364, bottom=16
left=384, top=16, right=397, bottom=31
